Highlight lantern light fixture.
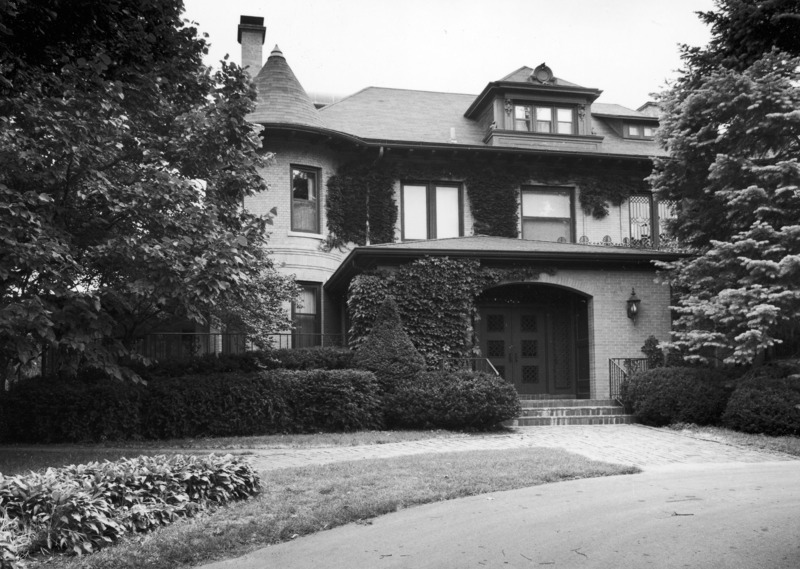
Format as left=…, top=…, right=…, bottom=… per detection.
left=627, top=288, right=641, bottom=322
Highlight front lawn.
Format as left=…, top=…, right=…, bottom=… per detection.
left=24, top=447, right=639, bottom=569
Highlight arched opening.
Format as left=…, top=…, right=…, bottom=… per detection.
left=476, top=283, right=591, bottom=398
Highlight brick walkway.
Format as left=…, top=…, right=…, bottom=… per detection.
left=242, top=425, right=796, bottom=472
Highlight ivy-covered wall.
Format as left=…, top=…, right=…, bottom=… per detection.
left=325, top=158, right=651, bottom=248
left=347, top=256, right=552, bottom=367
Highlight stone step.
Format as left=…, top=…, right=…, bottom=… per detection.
left=519, top=399, right=616, bottom=408
left=520, top=406, right=628, bottom=418
left=510, top=415, right=635, bottom=426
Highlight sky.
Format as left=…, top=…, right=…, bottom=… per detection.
left=182, top=0, right=716, bottom=110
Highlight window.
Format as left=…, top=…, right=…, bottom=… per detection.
left=521, top=187, right=573, bottom=242
left=629, top=194, right=677, bottom=247
left=514, top=105, right=575, bottom=134
left=402, top=182, right=462, bottom=240
left=291, top=166, right=320, bottom=233
left=292, top=282, right=320, bottom=348
left=625, top=124, right=656, bottom=139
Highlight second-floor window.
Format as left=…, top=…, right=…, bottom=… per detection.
left=514, top=105, right=575, bottom=134
left=291, top=166, right=320, bottom=233
left=402, top=182, right=462, bottom=240
left=629, top=194, right=677, bottom=247
left=521, top=186, right=574, bottom=242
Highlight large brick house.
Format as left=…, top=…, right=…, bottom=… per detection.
left=237, top=16, right=682, bottom=400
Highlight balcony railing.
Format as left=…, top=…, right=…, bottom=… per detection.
left=440, top=357, right=500, bottom=376
left=608, top=357, right=649, bottom=402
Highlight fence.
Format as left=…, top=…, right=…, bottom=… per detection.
left=608, top=357, right=649, bottom=402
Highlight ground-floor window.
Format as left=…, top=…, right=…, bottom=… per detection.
left=293, top=282, right=321, bottom=347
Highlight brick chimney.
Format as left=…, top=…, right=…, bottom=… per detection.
left=237, top=15, right=266, bottom=78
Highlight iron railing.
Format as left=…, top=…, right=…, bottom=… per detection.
left=608, top=357, right=649, bottom=402
left=440, top=358, right=500, bottom=376
left=131, top=332, right=344, bottom=362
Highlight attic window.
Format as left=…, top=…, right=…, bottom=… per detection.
left=625, top=124, right=656, bottom=139
left=514, top=105, right=575, bottom=135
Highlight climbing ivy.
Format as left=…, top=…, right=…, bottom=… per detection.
left=347, top=256, right=554, bottom=367
left=326, top=158, right=650, bottom=247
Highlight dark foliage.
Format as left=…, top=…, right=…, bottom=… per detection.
left=386, top=370, right=521, bottom=430
left=621, top=367, right=734, bottom=427
left=352, top=297, right=426, bottom=390
left=0, top=369, right=383, bottom=443
left=722, top=360, right=800, bottom=436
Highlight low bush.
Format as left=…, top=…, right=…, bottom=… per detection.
left=266, top=347, right=354, bottom=371
left=0, top=454, right=259, bottom=563
left=1, top=369, right=383, bottom=443
left=722, top=361, right=800, bottom=436
left=621, top=367, right=733, bottom=427
left=387, top=370, right=520, bottom=430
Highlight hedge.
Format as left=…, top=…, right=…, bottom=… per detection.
left=0, top=454, right=259, bottom=563
left=0, top=369, right=383, bottom=443
left=621, top=367, right=733, bottom=427
left=722, top=361, right=800, bottom=436
left=386, top=370, right=521, bottom=430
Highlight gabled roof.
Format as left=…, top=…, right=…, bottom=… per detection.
left=248, top=46, right=326, bottom=128
left=499, top=66, right=583, bottom=88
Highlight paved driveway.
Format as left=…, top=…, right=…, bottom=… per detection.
left=244, top=424, right=795, bottom=472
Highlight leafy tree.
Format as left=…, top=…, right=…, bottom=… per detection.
left=0, top=0, right=294, bottom=382
left=651, top=0, right=800, bottom=363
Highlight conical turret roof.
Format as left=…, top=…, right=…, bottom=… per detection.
left=248, top=45, right=326, bottom=128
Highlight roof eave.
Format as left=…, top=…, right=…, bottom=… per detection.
left=465, top=81, right=604, bottom=119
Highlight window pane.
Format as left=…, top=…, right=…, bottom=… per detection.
left=557, top=108, right=572, bottom=122
left=296, top=287, right=317, bottom=314
left=643, top=126, right=656, bottom=137
left=514, top=106, right=530, bottom=131
left=522, top=219, right=571, bottom=241
left=536, top=107, right=552, bottom=121
left=292, top=168, right=318, bottom=232
left=557, top=121, right=573, bottom=134
left=435, top=186, right=460, bottom=238
left=629, top=194, right=652, bottom=240
left=628, top=125, right=641, bottom=136
left=403, top=185, right=428, bottom=239
left=522, top=190, right=571, bottom=218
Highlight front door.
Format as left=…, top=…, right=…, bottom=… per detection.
left=479, top=306, right=574, bottom=396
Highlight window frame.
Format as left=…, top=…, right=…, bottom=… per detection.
left=290, top=165, right=321, bottom=234
left=628, top=193, right=677, bottom=247
left=401, top=181, right=464, bottom=241
left=292, top=281, right=321, bottom=347
left=520, top=185, right=575, bottom=243
left=513, top=104, right=576, bottom=135
left=624, top=123, right=657, bottom=139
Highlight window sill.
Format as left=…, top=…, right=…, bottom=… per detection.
left=288, top=231, right=324, bottom=240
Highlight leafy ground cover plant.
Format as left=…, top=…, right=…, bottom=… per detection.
left=0, top=454, right=259, bottom=565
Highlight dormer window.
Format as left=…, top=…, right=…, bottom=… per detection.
left=514, top=105, right=575, bottom=134
left=625, top=124, right=656, bottom=139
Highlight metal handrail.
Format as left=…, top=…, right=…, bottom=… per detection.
left=440, top=358, right=500, bottom=376
left=608, top=357, right=649, bottom=403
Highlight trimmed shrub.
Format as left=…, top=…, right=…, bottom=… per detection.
left=387, top=370, right=520, bottom=430
left=267, top=347, right=354, bottom=371
left=352, top=297, right=426, bottom=390
left=0, top=454, right=259, bottom=562
left=0, top=377, right=143, bottom=443
left=1, top=369, right=383, bottom=443
left=621, top=367, right=733, bottom=427
left=722, top=361, right=800, bottom=436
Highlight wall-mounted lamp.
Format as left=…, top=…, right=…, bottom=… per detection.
left=627, top=288, right=641, bottom=322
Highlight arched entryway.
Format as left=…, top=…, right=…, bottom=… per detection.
left=476, top=284, right=591, bottom=398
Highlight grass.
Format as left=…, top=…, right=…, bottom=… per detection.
left=668, top=424, right=800, bottom=457
left=0, top=430, right=463, bottom=476
left=24, top=447, right=639, bottom=569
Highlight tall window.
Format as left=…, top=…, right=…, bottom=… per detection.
left=629, top=194, right=677, bottom=247
left=293, top=282, right=320, bottom=348
left=402, top=183, right=462, bottom=240
left=521, top=187, right=574, bottom=242
left=514, top=105, right=575, bottom=134
left=291, top=166, right=320, bottom=233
